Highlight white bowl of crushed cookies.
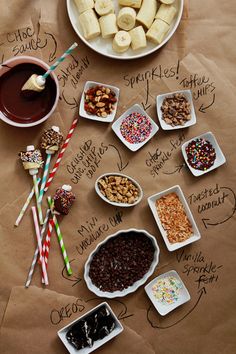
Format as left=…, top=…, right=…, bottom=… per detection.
left=156, top=90, right=197, bottom=130
left=79, top=81, right=120, bottom=123
left=148, top=185, right=201, bottom=251
left=95, top=173, right=143, bottom=207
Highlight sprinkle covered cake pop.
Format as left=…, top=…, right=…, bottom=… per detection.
left=40, top=126, right=63, bottom=153
left=19, top=145, right=44, bottom=171
left=53, top=185, right=75, bottom=215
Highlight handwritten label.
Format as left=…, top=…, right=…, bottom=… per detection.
left=76, top=210, right=123, bottom=256
left=145, top=132, right=185, bottom=177
left=50, top=298, right=85, bottom=325
left=188, top=184, right=236, bottom=228
left=1, top=27, right=57, bottom=62
left=66, top=140, right=109, bottom=184
left=176, top=249, right=223, bottom=289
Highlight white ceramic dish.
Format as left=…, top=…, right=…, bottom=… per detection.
left=84, top=228, right=160, bottom=298
left=79, top=81, right=120, bottom=123
left=181, top=131, right=226, bottom=177
left=66, top=0, right=184, bottom=60
left=156, top=89, right=197, bottom=130
left=145, top=270, right=191, bottom=316
left=95, top=172, right=143, bottom=207
left=57, top=302, right=123, bottom=354
left=148, top=185, right=201, bottom=252
left=0, top=56, right=59, bottom=128
left=112, top=104, right=159, bottom=151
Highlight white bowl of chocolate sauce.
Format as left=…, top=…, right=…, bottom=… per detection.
left=0, top=56, right=59, bottom=128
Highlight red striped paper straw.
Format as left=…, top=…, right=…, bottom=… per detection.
left=44, top=118, right=78, bottom=192
left=31, top=206, right=49, bottom=285
left=41, top=218, right=54, bottom=283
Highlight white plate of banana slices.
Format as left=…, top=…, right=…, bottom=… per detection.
left=67, top=0, right=184, bottom=60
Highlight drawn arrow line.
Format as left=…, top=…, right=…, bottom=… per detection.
left=61, top=90, right=79, bottom=109
left=198, top=93, right=215, bottom=113
left=85, top=297, right=134, bottom=320
left=202, top=186, right=236, bottom=229
left=61, top=259, right=82, bottom=286
left=162, top=164, right=185, bottom=175
left=147, top=287, right=206, bottom=329
left=44, top=32, right=57, bottom=62
left=108, top=144, right=129, bottom=171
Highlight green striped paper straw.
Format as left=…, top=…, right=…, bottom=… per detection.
left=38, top=153, right=52, bottom=203
left=47, top=196, right=72, bottom=276
left=15, top=178, right=41, bottom=227
left=33, top=174, right=44, bottom=225
left=41, top=43, right=78, bottom=82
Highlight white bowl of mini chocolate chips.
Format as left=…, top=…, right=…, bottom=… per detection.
left=95, top=173, right=143, bottom=207
left=84, top=228, right=160, bottom=298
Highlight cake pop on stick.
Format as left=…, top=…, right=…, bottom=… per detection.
left=21, top=42, right=78, bottom=93
left=19, top=145, right=44, bottom=224
left=38, top=126, right=63, bottom=203
left=53, top=184, right=76, bottom=215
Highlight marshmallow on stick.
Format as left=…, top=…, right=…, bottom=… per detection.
left=19, top=145, right=44, bottom=224
left=53, top=185, right=76, bottom=215
left=21, top=42, right=78, bottom=93
left=38, top=126, right=63, bottom=203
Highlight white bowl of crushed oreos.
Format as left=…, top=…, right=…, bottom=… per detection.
left=84, top=228, right=160, bottom=298
left=95, top=172, right=143, bottom=207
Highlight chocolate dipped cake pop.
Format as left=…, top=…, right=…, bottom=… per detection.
left=40, top=125, right=63, bottom=153
left=53, top=185, right=75, bottom=215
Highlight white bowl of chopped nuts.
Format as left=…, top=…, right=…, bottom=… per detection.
left=156, top=90, right=197, bottom=130
left=95, top=173, right=143, bottom=207
left=79, top=81, right=120, bottom=123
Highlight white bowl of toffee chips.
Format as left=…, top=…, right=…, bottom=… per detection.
left=84, top=228, right=160, bottom=298
left=0, top=56, right=59, bottom=128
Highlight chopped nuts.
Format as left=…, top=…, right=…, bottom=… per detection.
left=84, top=85, right=117, bottom=118
left=161, top=93, right=191, bottom=127
left=98, top=175, right=140, bottom=204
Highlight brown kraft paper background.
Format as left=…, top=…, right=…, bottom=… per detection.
left=0, top=0, right=236, bottom=353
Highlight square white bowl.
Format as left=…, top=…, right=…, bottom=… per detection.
left=112, top=104, right=159, bottom=151
left=57, top=302, right=123, bottom=354
left=79, top=81, right=120, bottom=123
left=145, top=270, right=191, bottom=316
left=156, top=90, right=196, bottom=130
left=148, top=185, right=201, bottom=252
left=181, top=131, right=226, bottom=177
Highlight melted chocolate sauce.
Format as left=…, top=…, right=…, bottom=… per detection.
left=0, top=63, right=57, bottom=124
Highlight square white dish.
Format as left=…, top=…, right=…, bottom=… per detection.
left=156, top=89, right=196, bottom=130
left=145, top=270, right=191, bottom=316
left=181, top=131, right=226, bottom=177
left=148, top=185, right=201, bottom=252
left=112, top=104, right=159, bottom=151
left=79, top=81, right=120, bottom=123
left=57, top=302, right=123, bottom=354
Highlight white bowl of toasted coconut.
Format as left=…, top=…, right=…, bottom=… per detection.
left=95, top=172, right=143, bottom=207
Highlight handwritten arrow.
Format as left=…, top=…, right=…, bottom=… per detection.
left=61, top=90, right=79, bottom=110
left=162, top=163, right=185, bottom=175
left=198, top=93, right=215, bottom=113
left=141, top=79, right=152, bottom=111
left=202, top=186, right=236, bottom=229
left=61, top=259, right=82, bottom=287
left=86, top=297, right=134, bottom=321
left=147, top=287, right=207, bottom=329
left=44, top=32, right=57, bottom=62
left=108, top=144, right=129, bottom=171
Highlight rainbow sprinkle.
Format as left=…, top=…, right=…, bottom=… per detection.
left=152, top=276, right=182, bottom=305
left=120, top=112, right=152, bottom=144
left=185, top=138, right=216, bottom=171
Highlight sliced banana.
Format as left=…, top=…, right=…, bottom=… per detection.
left=117, top=7, right=136, bottom=31
left=112, top=30, right=131, bottom=53
left=95, top=0, right=114, bottom=16
left=146, top=18, right=170, bottom=44
left=129, top=26, right=147, bottom=51
left=118, top=0, right=142, bottom=9
left=79, top=9, right=101, bottom=40
left=155, top=4, right=177, bottom=25
left=99, top=13, right=118, bottom=38
left=74, top=0, right=94, bottom=14
left=136, top=0, right=158, bottom=29
left=160, top=0, right=175, bottom=4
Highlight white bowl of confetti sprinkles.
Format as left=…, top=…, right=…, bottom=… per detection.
left=112, top=104, right=159, bottom=152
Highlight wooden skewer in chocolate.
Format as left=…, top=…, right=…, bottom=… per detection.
left=21, top=42, right=78, bottom=93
